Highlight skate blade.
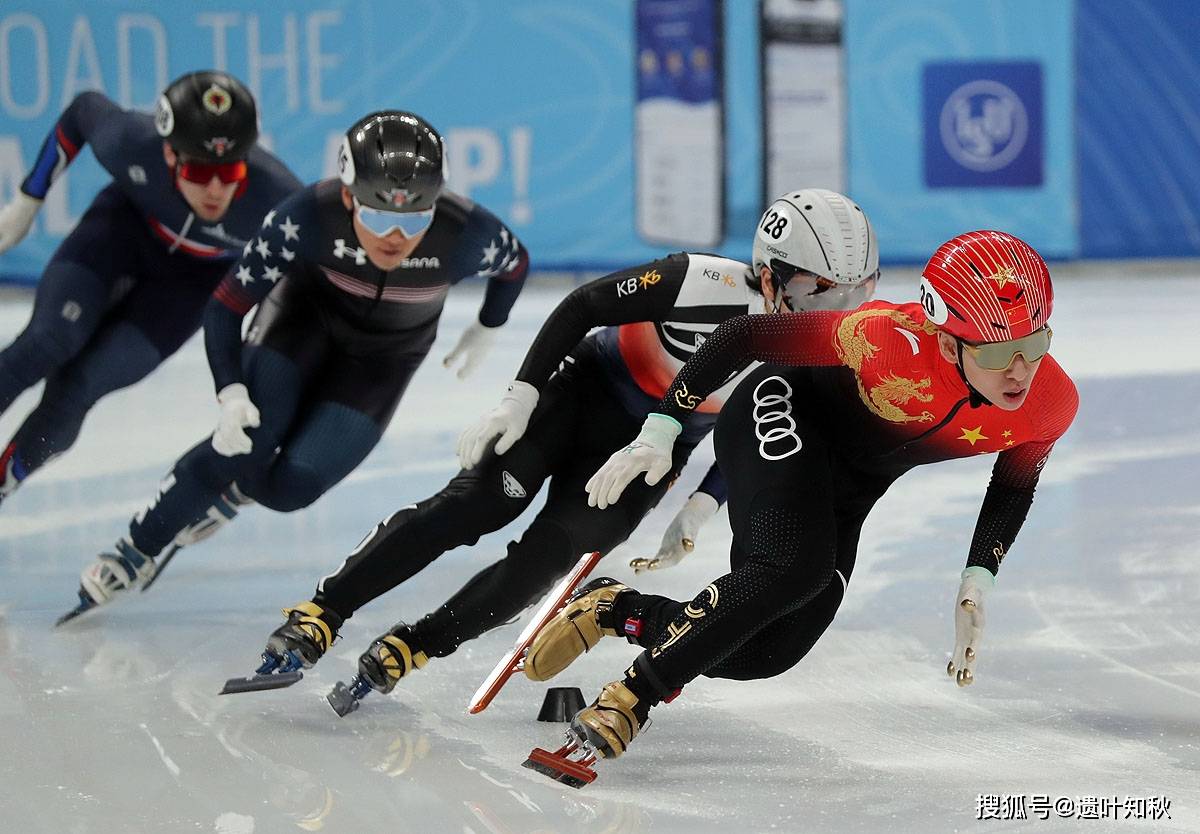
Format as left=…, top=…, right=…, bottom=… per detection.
left=522, top=743, right=597, bottom=788
left=219, top=671, right=303, bottom=695
left=54, top=590, right=99, bottom=628
left=326, top=681, right=363, bottom=717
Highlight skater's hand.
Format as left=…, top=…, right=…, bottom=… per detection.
left=948, top=566, right=994, bottom=687
left=631, top=491, right=719, bottom=573
left=586, top=414, right=681, bottom=510
left=457, top=380, right=538, bottom=469
left=0, top=192, right=42, bottom=255
left=212, top=383, right=261, bottom=457
left=443, top=319, right=499, bottom=380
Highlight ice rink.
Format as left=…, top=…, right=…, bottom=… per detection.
left=1, top=265, right=1197, bottom=833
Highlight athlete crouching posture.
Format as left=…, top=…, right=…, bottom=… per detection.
left=530, top=230, right=1078, bottom=761
left=59, top=110, right=529, bottom=620
left=250, top=189, right=880, bottom=701
left=0, top=71, right=300, bottom=507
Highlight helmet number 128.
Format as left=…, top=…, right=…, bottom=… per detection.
left=760, top=210, right=788, bottom=239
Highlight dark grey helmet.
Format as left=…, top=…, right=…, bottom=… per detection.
left=337, top=111, right=446, bottom=212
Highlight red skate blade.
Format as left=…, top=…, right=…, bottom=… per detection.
left=522, top=745, right=597, bottom=788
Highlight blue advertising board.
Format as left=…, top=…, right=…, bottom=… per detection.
left=0, top=1, right=764, bottom=283
left=923, top=61, right=1044, bottom=189
left=844, top=0, right=1075, bottom=261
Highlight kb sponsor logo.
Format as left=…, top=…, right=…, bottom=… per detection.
left=752, top=375, right=802, bottom=461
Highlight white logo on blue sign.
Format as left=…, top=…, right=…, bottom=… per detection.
left=922, top=61, right=1043, bottom=188
left=939, top=80, right=1029, bottom=173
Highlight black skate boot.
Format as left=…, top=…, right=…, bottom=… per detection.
left=220, top=601, right=343, bottom=694
left=524, top=577, right=632, bottom=681
left=326, top=623, right=427, bottom=717
left=358, top=623, right=428, bottom=693
left=266, top=601, right=343, bottom=667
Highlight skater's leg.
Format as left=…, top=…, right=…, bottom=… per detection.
left=9, top=321, right=162, bottom=475
left=0, top=188, right=137, bottom=414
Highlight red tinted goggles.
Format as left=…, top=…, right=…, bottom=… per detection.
left=177, top=160, right=248, bottom=186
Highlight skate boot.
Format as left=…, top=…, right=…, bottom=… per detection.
left=524, top=577, right=631, bottom=681
left=571, top=680, right=649, bottom=759
left=58, top=539, right=158, bottom=625
left=266, top=602, right=343, bottom=668
left=357, top=623, right=428, bottom=694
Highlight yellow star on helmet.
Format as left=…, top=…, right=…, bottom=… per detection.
left=988, top=266, right=1019, bottom=289
left=958, top=426, right=988, bottom=446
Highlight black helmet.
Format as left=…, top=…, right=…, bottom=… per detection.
left=155, top=71, right=258, bottom=162
left=337, top=111, right=445, bottom=212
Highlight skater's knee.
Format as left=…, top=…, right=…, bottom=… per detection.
left=250, top=459, right=329, bottom=512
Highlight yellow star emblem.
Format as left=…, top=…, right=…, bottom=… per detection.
left=988, top=266, right=1020, bottom=289
left=639, top=269, right=662, bottom=289
left=1001, top=429, right=1012, bottom=438
left=958, top=426, right=988, bottom=446
left=1005, top=440, right=1015, bottom=447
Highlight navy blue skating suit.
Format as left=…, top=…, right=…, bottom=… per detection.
left=124, top=179, right=529, bottom=558
left=0, top=91, right=300, bottom=500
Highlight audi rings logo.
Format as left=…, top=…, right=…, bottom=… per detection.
left=752, top=375, right=802, bottom=461
left=939, top=79, right=1028, bottom=173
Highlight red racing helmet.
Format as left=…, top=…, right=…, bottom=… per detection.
left=918, top=230, right=1053, bottom=342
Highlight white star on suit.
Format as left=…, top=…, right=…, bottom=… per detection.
left=255, top=238, right=271, bottom=258
left=262, top=209, right=277, bottom=228
left=263, top=265, right=282, bottom=283
left=279, top=217, right=300, bottom=241
left=280, top=246, right=295, bottom=262
left=481, top=240, right=500, bottom=266
left=235, top=265, right=254, bottom=286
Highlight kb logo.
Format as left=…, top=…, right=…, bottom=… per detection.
left=751, top=375, right=803, bottom=461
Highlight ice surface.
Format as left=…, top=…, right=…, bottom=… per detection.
left=1, top=266, right=1198, bottom=833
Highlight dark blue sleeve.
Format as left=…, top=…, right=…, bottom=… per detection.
left=694, top=462, right=727, bottom=506
left=205, top=196, right=312, bottom=391
left=458, top=205, right=529, bottom=327
left=21, top=92, right=124, bottom=198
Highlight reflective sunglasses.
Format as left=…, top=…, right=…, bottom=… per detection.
left=960, top=325, right=1053, bottom=371
left=771, top=264, right=879, bottom=312
left=353, top=198, right=435, bottom=238
left=177, top=160, right=248, bottom=186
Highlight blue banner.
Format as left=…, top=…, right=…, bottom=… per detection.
left=0, top=1, right=765, bottom=283
left=1076, top=0, right=1200, bottom=257
left=844, top=0, right=1076, bottom=261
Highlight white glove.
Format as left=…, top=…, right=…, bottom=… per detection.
left=630, top=490, right=719, bottom=573
left=457, top=380, right=539, bottom=469
left=586, top=413, right=681, bottom=510
left=948, top=566, right=995, bottom=687
left=0, top=192, right=42, bottom=255
left=211, top=383, right=261, bottom=457
left=443, top=319, right=499, bottom=380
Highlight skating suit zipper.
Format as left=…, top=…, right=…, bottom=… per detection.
left=878, top=395, right=972, bottom=460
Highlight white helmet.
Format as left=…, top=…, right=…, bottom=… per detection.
left=752, top=188, right=879, bottom=311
